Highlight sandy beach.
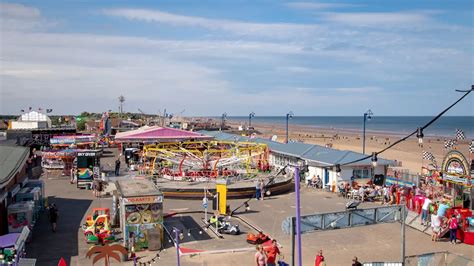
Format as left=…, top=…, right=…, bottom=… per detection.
left=227, top=120, right=472, bottom=174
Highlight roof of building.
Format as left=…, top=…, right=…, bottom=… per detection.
left=116, top=179, right=163, bottom=198
left=0, top=145, right=29, bottom=188
left=19, top=111, right=51, bottom=122
left=115, top=126, right=213, bottom=142
left=199, top=130, right=393, bottom=167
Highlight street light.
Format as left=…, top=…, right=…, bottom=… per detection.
left=286, top=111, right=294, bottom=143
left=221, top=112, right=227, bottom=130
left=172, top=227, right=182, bottom=266
left=362, top=109, right=373, bottom=155
left=248, top=112, right=255, bottom=127
left=248, top=112, right=255, bottom=136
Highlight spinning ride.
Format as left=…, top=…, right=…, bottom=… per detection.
left=143, top=140, right=269, bottom=180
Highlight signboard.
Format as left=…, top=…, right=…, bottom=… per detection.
left=50, top=135, right=95, bottom=145
left=123, top=195, right=163, bottom=204
left=77, top=152, right=97, bottom=157
left=441, top=150, right=471, bottom=186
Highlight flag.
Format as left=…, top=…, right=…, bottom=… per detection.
left=422, top=151, right=435, bottom=161
left=444, top=139, right=457, bottom=150
left=470, top=140, right=474, bottom=153
left=455, top=128, right=465, bottom=140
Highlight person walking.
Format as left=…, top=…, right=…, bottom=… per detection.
left=115, top=158, right=121, bottom=176
left=431, top=213, right=441, bottom=241
left=352, top=256, right=362, bottom=266
left=255, top=179, right=261, bottom=200
left=260, top=179, right=265, bottom=201
left=448, top=214, right=458, bottom=244
left=420, top=196, right=432, bottom=225
left=255, top=245, right=266, bottom=266
left=49, top=203, right=58, bottom=232
left=265, top=239, right=281, bottom=266
left=315, top=250, right=324, bottom=266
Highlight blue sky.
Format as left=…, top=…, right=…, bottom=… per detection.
left=0, top=0, right=473, bottom=116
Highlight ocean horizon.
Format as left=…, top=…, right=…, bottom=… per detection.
left=224, top=116, right=473, bottom=139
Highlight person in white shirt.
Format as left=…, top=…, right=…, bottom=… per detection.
left=431, top=213, right=441, bottom=241
left=421, top=197, right=432, bottom=225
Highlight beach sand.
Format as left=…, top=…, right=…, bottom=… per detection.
left=227, top=121, right=472, bottom=174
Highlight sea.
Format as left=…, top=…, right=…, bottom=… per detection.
left=225, top=116, right=474, bottom=139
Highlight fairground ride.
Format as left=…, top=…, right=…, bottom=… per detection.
left=142, top=140, right=270, bottom=180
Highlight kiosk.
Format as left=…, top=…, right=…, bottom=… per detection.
left=76, top=150, right=102, bottom=189
left=116, top=179, right=164, bottom=251
left=7, top=202, right=34, bottom=233
left=0, top=227, right=30, bottom=265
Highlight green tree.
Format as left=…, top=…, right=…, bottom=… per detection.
left=76, top=120, right=86, bottom=131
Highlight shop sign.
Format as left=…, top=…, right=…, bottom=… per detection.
left=123, top=196, right=163, bottom=204
left=441, top=150, right=471, bottom=185
left=78, top=152, right=96, bottom=157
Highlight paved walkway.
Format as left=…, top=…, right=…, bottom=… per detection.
left=23, top=148, right=474, bottom=265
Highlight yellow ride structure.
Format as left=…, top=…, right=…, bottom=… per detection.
left=142, top=140, right=269, bottom=179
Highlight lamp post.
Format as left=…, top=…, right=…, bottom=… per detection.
left=221, top=112, right=227, bottom=131
left=172, top=227, right=183, bottom=266
left=362, top=109, right=373, bottom=155
left=248, top=112, right=255, bottom=136
left=286, top=111, right=294, bottom=144
left=248, top=112, right=255, bottom=127
left=294, top=164, right=303, bottom=266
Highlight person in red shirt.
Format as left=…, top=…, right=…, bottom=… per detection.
left=265, top=239, right=281, bottom=266
left=315, top=249, right=324, bottom=266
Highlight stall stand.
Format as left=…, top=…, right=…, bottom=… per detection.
left=76, top=150, right=102, bottom=189
left=15, top=188, right=42, bottom=221
left=0, top=227, right=30, bottom=265
left=7, top=202, right=34, bottom=234
left=40, top=149, right=77, bottom=176
left=116, top=179, right=164, bottom=252
left=50, top=134, right=97, bottom=149
left=24, top=180, right=45, bottom=211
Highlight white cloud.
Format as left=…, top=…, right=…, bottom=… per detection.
left=321, top=12, right=431, bottom=25
left=286, top=2, right=359, bottom=10
left=103, top=8, right=320, bottom=38
left=0, top=2, right=47, bottom=31
left=334, top=87, right=383, bottom=93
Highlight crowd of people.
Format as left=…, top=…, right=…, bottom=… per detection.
left=254, top=240, right=282, bottom=266
left=254, top=245, right=366, bottom=266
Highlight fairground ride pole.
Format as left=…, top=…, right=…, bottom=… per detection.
left=294, top=167, right=303, bottom=266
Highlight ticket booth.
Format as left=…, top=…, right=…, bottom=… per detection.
left=116, top=179, right=164, bottom=251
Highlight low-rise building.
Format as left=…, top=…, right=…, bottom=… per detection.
left=0, top=145, right=30, bottom=235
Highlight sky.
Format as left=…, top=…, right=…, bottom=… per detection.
left=0, top=0, right=473, bottom=116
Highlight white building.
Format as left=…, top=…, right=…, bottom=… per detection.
left=10, top=111, right=52, bottom=129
